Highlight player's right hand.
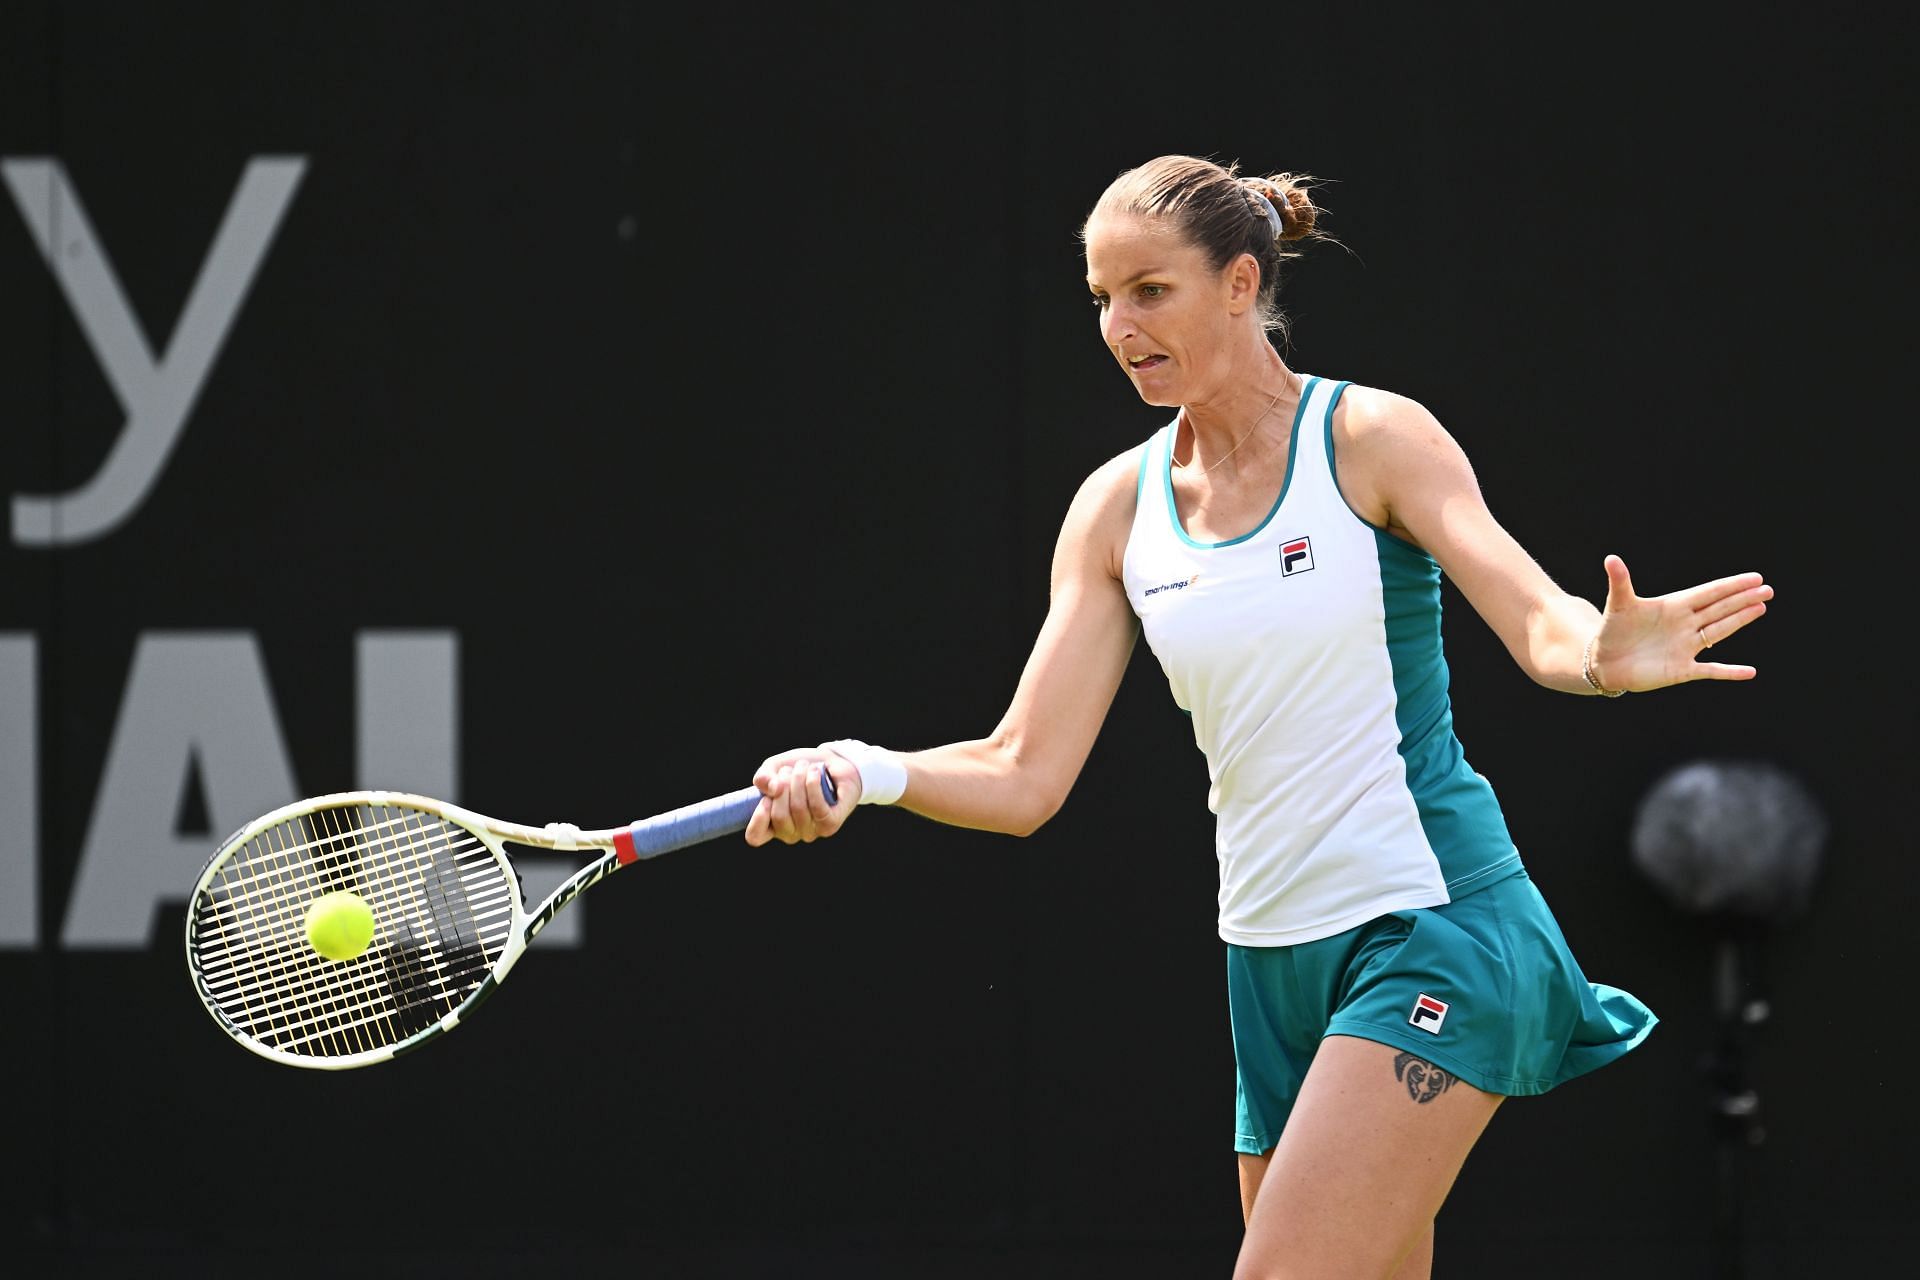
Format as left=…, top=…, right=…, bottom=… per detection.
left=746, top=749, right=861, bottom=845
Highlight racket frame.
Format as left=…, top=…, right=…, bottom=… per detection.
left=185, top=786, right=764, bottom=1070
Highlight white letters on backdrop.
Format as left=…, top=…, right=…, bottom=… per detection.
left=2, top=156, right=306, bottom=546
left=0, top=158, right=578, bottom=951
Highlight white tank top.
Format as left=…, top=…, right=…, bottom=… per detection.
left=1122, top=376, right=1521, bottom=946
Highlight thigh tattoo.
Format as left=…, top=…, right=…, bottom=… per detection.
left=1392, top=1051, right=1458, bottom=1103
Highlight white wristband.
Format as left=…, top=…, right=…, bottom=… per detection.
left=818, top=739, right=908, bottom=806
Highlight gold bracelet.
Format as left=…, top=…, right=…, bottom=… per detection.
left=1583, top=635, right=1624, bottom=697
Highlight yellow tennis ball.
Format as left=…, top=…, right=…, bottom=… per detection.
left=305, top=890, right=376, bottom=961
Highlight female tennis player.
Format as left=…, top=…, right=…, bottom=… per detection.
left=747, top=154, right=1771, bottom=1279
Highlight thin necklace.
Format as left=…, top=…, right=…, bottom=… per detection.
left=1176, top=385, right=1285, bottom=475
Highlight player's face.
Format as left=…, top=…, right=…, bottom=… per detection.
left=1084, top=213, right=1239, bottom=407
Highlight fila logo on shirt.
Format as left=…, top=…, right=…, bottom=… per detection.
left=1279, top=536, right=1314, bottom=576
left=1410, top=993, right=1449, bottom=1034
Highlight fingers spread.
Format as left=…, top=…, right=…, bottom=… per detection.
left=1676, top=572, right=1768, bottom=611
left=1700, top=601, right=1769, bottom=647
left=1695, top=586, right=1773, bottom=631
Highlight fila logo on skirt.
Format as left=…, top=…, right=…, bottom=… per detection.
left=1280, top=536, right=1314, bottom=576
left=1410, top=993, right=1449, bottom=1033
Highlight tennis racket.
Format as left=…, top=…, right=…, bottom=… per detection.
left=185, top=773, right=834, bottom=1070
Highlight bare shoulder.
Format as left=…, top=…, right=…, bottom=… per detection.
left=1077, top=442, right=1149, bottom=516
left=1332, top=385, right=1475, bottom=532
left=1058, top=442, right=1149, bottom=581
left=1331, top=383, right=1452, bottom=456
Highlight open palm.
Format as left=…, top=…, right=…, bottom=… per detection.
left=1592, top=554, right=1772, bottom=693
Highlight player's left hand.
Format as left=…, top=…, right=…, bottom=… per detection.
left=1588, top=555, right=1773, bottom=693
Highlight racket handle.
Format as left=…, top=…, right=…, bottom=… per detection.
left=619, top=767, right=840, bottom=861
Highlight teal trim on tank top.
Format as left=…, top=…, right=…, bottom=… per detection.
left=1322, top=379, right=1352, bottom=469
left=1322, top=379, right=1519, bottom=888
left=1373, top=534, right=1520, bottom=888
left=1163, top=376, right=1320, bottom=550
left=1372, top=531, right=1522, bottom=891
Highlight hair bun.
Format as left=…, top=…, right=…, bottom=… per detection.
left=1247, top=174, right=1317, bottom=243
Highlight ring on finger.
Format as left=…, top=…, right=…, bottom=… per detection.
left=1698, top=627, right=1712, bottom=649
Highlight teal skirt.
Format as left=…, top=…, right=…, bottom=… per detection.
left=1228, top=868, right=1656, bottom=1154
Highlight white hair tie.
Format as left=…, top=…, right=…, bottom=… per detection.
left=1251, top=186, right=1284, bottom=238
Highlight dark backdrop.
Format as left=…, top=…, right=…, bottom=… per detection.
left=1, top=4, right=1909, bottom=1276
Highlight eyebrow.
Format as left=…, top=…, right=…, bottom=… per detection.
left=1086, top=267, right=1166, bottom=291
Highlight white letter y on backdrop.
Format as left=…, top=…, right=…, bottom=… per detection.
left=2, top=156, right=306, bottom=546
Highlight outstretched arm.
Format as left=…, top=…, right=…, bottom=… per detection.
left=1340, top=388, right=1772, bottom=695
left=747, top=449, right=1143, bottom=844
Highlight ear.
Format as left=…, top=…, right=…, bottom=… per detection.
left=1224, top=252, right=1261, bottom=316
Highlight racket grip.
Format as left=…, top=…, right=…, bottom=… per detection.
left=620, top=768, right=839, bottom=861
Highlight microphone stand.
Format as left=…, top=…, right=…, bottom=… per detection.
left=1705, top=919, right=1768, bottom=1280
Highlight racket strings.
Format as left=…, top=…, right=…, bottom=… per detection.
left=195, top=816, right=494, bottom=1003
left=190, top=802, right=515, bottom=1058
left=284, top=806, right=505, bottom=1050
left=217, top=807, right=508, bottom=1054
left=205, top=816, right=501, bottom=1005
left=206, top=811, right=488, bottom=1052
left=197, top=808, right=435, bottom=1054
